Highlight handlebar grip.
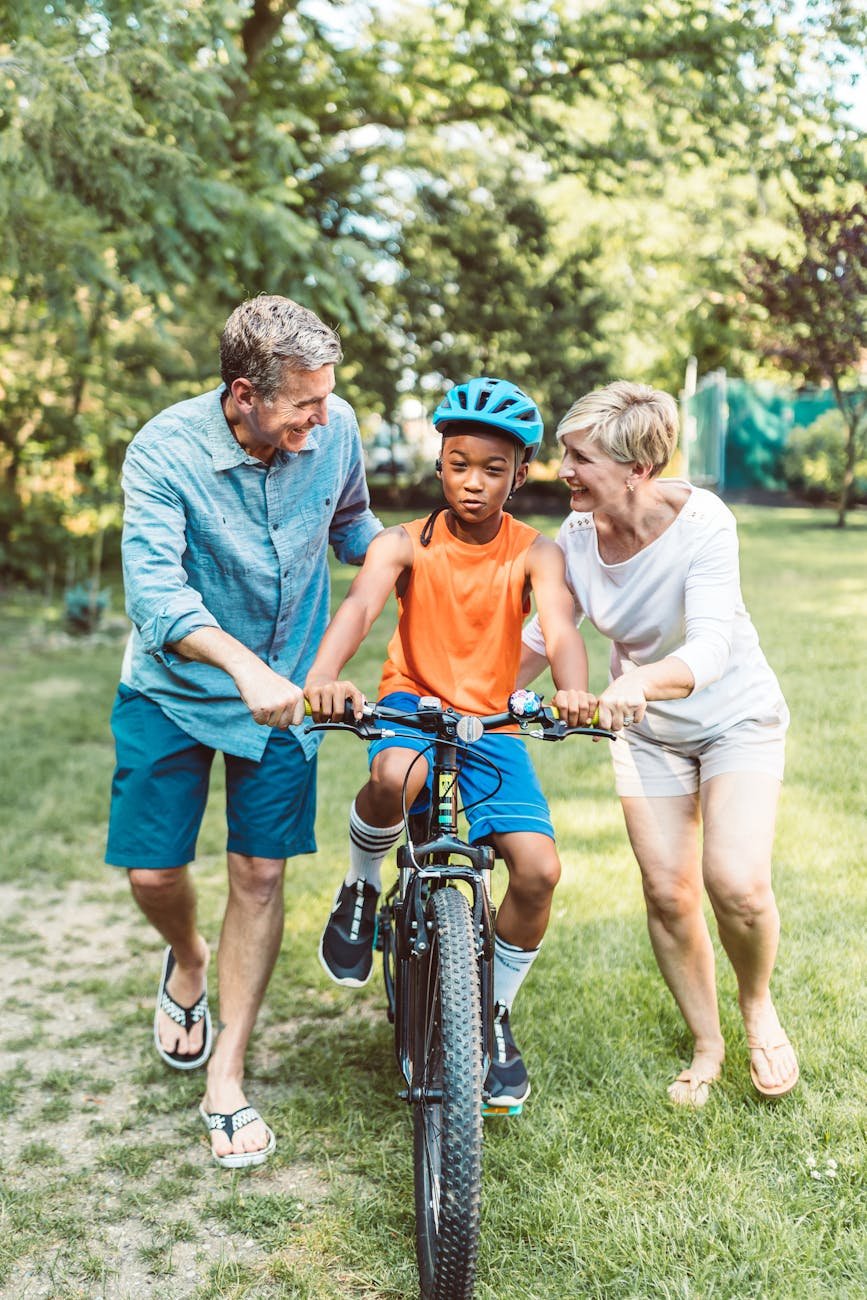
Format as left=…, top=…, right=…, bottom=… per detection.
left=548, top=704, right=601, bottom=726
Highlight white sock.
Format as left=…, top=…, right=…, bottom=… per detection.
left=345, top=800, right=404, bottom=893
left=493, top=935, right=541, bottom=1013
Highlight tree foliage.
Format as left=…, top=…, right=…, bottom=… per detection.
left=743, top=200, right=867, bottom=525
left=0, top=0, right=864, bottom=573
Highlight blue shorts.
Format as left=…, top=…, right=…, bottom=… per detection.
left=368, top=692, right=554, bottom=843
left=106, top=685, right=317, bottom=868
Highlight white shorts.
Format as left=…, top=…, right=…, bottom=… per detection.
left=610, top=707, right=789, bottom=798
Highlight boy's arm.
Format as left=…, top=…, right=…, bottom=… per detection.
left=304, top=525, right=413, bottom=720
left=517, top=643, right=549, bottom=689
left=525, top=536, right=596, bottom=727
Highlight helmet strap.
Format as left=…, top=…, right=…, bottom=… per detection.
left=420, top=504, right=448, bottom=547
left=508, top=446, right=522, bottom=500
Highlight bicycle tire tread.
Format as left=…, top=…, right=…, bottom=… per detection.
left=415, top=886, right=483, bottom=1300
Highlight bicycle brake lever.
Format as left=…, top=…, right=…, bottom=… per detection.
left=307, top=720, right=387, bottom=741
left=543, top=724, right=617, bottom=742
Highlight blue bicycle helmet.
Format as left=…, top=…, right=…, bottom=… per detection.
left=432, top=377, right=543, bottom=462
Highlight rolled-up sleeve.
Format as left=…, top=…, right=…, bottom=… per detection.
left=121, top=440, right=219, bottom=662
left=328, top=415, right=383, bottom=564
left=667, top=526, right=739, bottom=692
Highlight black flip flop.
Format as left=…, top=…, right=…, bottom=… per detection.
left=153, top=946, right=212, bottom=1071
left=199, top=1102, right=276, bottom=1168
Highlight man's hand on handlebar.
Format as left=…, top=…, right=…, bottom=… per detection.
left=550, top=688, right=598, bottom=729
left=304, top=673, right=366, bottom=722
left=234, top=660, right=307, bottom=729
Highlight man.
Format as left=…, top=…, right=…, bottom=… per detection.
left=106, top=295, right=381, bottom=1166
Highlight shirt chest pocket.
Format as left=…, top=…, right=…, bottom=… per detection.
left=299, top=491, right=334, bottom=555
left=191, top=521, right=256, bottom=577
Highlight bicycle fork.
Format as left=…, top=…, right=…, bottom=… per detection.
left=390, top=740, right=498, bottom=1099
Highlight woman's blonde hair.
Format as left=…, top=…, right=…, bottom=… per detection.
left=556, top=380, right=679, bottom=476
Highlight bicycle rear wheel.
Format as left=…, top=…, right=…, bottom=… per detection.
left=413, top=885, right=483, bottom=1300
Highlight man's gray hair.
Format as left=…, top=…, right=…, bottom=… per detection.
left=556, top=380, right=678, bottom=476
left=220, top=295, right=343, bottom=400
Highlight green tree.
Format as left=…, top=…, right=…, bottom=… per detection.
left=743, top=200, right=867, bottom=525
left=0, top=0, right=864, bottom=574
left=378, top=161, right=614, bottom=437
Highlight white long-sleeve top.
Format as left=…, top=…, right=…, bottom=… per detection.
left=522, top=483, right=787, bottom=744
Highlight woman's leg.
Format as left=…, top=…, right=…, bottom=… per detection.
left=620, top=793, right=726, bottom=1103
left=700, top=772, right=798, bottom=1095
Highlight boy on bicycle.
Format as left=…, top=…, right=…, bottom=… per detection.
left=305, top=377, right=595, bottom=1108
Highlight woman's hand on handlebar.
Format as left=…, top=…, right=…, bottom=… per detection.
left=595, top=678, right=647, bottom=732
left=551, top=688, right=598, bottom=729
left=303, top=674, right=366, bottom=722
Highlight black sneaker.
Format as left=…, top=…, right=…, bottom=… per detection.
left=484, top=1003, right=531, bottom=1108
left=319, top=879, right=379, bottom=987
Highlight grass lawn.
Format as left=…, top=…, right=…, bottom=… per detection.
left=0, top=505, right=865, bottom=1299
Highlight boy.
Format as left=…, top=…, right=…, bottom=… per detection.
left=305, top=377, right=595, bottom=1107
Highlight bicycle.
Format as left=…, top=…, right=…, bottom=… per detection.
left=310, top=688, right=613, bottom=1300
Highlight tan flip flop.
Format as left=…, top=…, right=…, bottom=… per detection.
left=666, top=1067, right=721, bottom=1108
left=747, top=1036, right=799, bottom=1098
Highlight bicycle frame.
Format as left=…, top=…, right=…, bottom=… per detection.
left=389, top=720, right=498, bottom=1098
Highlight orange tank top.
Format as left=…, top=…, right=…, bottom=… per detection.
left=378, top=510, right=539, bottom=715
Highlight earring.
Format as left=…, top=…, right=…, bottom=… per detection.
left=626, top=481, right=635, bottom=493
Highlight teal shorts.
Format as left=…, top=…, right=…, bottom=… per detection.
left=368, top=692, right=554, bottom=843
left=106, top=685, right=317, bottom=868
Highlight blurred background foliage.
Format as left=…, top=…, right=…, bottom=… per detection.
left=0, top=0, right=865, bottom=578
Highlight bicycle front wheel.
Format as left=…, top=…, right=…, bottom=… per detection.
left=413, top=885, right=483, bottom=1300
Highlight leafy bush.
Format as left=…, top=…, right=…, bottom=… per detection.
left=781, top=409, right=867, bottom=504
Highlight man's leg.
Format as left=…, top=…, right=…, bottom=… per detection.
left=129, top=867, right=210, bottom=1059
left=203, top=730, right=317, bottom=1161
left=203, top=852, right=286, bottom=1160
left=106, top=686, right=214, bottom=1063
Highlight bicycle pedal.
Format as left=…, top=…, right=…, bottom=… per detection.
left=482, top=1100, right=524, bottom=1118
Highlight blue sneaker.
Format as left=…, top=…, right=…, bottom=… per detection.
left=319, top=879, right=379, bottom=988
left=483, top=1003, right=530, bottom=1112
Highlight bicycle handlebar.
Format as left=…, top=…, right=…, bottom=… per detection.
left=306, top=690, right=616, bottom=744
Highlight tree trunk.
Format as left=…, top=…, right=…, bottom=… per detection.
left=832, top=382, right=862, bottom=528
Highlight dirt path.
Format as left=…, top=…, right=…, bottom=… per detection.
left=0, top=878, right=330, bottom=1299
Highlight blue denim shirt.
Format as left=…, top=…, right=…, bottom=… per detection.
left=119, top=386, right=382, bottom=760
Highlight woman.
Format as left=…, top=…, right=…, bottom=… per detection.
left=521, top=381, right=798, bottom=1105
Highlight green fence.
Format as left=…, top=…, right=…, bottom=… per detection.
left=682, top=374, right=837, bottom=492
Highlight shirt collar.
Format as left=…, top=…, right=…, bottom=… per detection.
left=205, top=386, right=321, bottom=470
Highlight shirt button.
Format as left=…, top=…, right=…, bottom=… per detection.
left=271, top=522, right=279, bottom=531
